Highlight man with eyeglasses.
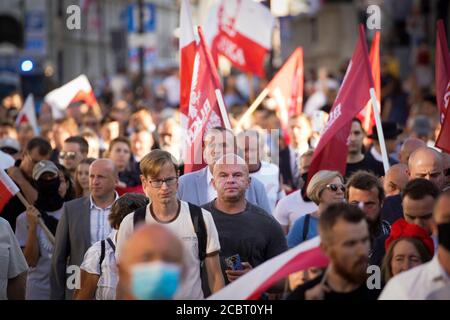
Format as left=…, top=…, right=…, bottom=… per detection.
left=346, top=171, right=390, bottom=267
left=116, top=150, right=225, bottom=299
left=1, top=137, right=52, bottom=231
left=60, top=136, right=89, bottom=178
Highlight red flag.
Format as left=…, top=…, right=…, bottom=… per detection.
left=357, top=31, right=380, bottom=136
left=116, top=185, right=144, bottom=196
left=435, top=20, right=450, bottom=152
left=0, top=170, right=20, bottom=213
left=184, top=27, right=230, bottom=173
left=179, top=0, right=197, bottom=117
left=436, top=20, right=450, bottom=123
left=307, top=25, right=374, bottom=182
left=204, top=0, right=275, bottom=77
left=267, top=47, right=304, bottom=131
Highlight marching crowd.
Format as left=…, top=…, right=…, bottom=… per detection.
left=1, top=41, right=450, bottom=300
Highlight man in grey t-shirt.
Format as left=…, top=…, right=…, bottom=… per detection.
left=0, top=217, right=28, bottom=300
left=202, top=154, right=287, bottom=285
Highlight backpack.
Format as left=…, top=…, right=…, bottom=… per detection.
left=99, top=237, right=116, bottom=276
left=302, top=214, right=311, bottom=242
left=132, top=202, right=210, bottom=296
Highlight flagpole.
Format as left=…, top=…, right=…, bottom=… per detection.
left=236, top=88, right=270, bottom=129
left=16, top=192, right=56, bottom=245
left=215, top=89, right=232, bottom=129
left=369, top=87, right=390, bottom=174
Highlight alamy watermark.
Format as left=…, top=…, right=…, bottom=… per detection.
left=66, top=5, right=81, bottom=30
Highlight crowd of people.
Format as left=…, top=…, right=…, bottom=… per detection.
left=1, top=22, right=450, bottom=300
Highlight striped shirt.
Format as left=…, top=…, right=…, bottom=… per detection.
left=89, top=193, right=118, bottom=245
left=80, top=230, right=118, bottom=300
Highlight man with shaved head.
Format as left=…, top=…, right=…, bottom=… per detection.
left=51, top=158, right=119, bottom=300
left=383, top=164, right=409, bottom=197
left=202, top=154, right=287, bottom=286
left=117, top=224, right=185, bottom=300
left=408, top=146, right=444, bottom=190
left=398, top=138, right=426, bottom=165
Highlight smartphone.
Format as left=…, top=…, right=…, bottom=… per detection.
left=224, top=254, right=243, bottom=271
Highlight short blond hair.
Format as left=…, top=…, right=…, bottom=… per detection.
left=140, top=149, right=178, bottom=178
left=307, top=170, right=343, bottom=205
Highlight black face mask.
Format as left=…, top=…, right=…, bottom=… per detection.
left=438, top=222, right=450, bottom=252
left=35, top=177, right=65, bottom=212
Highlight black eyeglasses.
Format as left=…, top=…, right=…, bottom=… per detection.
left=148, top=176, right=178, bottom=188
left=326, top=184, right=346, bottom=192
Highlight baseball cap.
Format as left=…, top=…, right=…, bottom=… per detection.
left=32, top=160, right=59, bottom=181
left=0, top=137, right=20, bottom=154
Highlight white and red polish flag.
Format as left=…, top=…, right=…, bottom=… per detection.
left=179, top=0, right=198, bottom=119
left=184, top=26, right=230, bottom=173
left=357, top=31, right=380, bottom=136
left=208, top=237, right=329, bottom=300
left=44, top=74, right=98, bottom=119
left=204, top=0, right=275, bottom=77
left=307, top=25, right=374, bottom=182
left=435, top=20, right=450, bottom=152
left=15, top=94, right=38, bottom=135
left=266, top=47, right=304, bottom=133
left=0, top=169, right=20, bottom=213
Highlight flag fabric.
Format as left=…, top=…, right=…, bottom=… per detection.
left=44, top=74, right=98, bottom=119
left=15, top=94, right=38, bottom=135
left=204, top=0, right=275, bottom=77
left=179, top=0, right=198, bottom=118
left=435, top=20, right=450, bottom=152
left=184, top=27, right=230, bottom=173
left=208, top=237, right=329, bottom=300
left=0, top=169, right=20, bottom=213
left=307, top=25, right=374, bottom=182
left=266, top=47, right=304, bottom=131
left=357, top=31, right=380, bottom=136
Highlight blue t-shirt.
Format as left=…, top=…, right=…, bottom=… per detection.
left=287, top=214, right=319, bottom=248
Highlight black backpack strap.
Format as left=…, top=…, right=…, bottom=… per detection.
left=133, top=206, right=147, bottom=227
left=188, top=202, right=207, bottom=262
left=302, top=214, right=311, bottom=242
left=99, top=240, right=106, bottom=276
left=106, top=237, right=116, bottom=252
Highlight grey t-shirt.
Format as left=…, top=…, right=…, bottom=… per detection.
left=202, top=200, right=287, bottom=283
left=0, top=217, right=28, bottom=300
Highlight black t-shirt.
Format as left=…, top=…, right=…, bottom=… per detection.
left=202, top=200, right=288, bottom=284
left=345, top=156, right=379, bottom=179
left=287, top=274, right=381, bottom=300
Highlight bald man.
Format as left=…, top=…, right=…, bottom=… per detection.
left=381, top=146, right=445, bottom=224
left=398, top=138, right=426, bottom=165
left=202, top=154, right=287, bottom=286
left=117, top=224, right=185, bottom=300
left=51, top=159, right=119, bottom=300
left=383, top=164, right=409, bottom=197
left=408, top=146, right=444, bottom=190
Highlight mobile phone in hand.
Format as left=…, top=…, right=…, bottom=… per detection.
left=225, top=254, right=243, bottom=270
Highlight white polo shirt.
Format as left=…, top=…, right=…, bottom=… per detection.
left=116, top=200, right=221, bottom=300
left=379, top=254, right=450, bottom=300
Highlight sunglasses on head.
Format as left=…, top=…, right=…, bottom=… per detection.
left=326, top=183, right=345, bottom=192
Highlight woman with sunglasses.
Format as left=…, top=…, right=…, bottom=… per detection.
left=287, top=170, right=345, bottom=248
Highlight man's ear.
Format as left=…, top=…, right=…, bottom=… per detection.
left=212, top=178, right=218, bottom=191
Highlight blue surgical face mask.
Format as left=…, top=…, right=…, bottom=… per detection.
left=130, top=261, right=181, bottom=300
